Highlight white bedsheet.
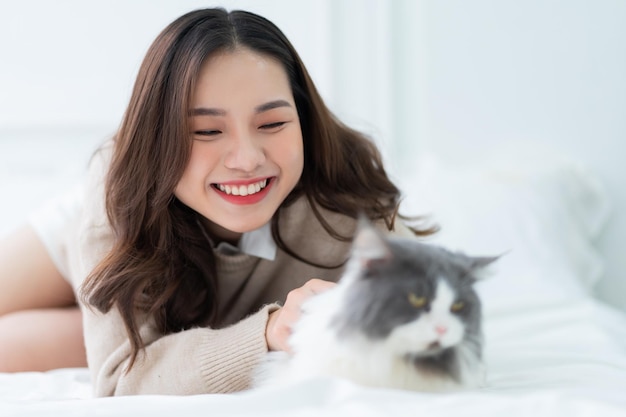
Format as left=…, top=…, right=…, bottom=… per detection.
left=2, top=298, right=626, bottom=416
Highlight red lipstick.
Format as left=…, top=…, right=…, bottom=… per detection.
left=212, top=177, right=273, bottom=205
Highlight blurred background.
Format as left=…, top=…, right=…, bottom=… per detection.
left=0, top=0, right=624, bottom=309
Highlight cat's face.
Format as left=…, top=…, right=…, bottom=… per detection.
left=333, top=219, right=496, bottom=358
left=383, top=278, right=473, bottom=356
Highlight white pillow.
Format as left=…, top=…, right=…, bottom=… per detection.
left=399, top=151, right=611, bottom=316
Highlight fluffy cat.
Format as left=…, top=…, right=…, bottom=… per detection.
left=256, top=218, right=498, bottom=392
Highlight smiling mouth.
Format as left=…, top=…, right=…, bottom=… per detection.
left=212, top=178, right=270, bottom=196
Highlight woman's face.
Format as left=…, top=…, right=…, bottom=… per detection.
left=175, top=48, right=304, bottom=243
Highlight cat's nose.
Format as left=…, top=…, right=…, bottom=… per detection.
left=435, top=325, right=448, bottom=335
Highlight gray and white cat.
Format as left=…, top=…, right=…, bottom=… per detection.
left=257, top=218, right=498, bottom=392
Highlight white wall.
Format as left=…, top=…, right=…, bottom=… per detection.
left=403, top=0, right=626, bottom=310
left=1, top=0, right=624, bottom=310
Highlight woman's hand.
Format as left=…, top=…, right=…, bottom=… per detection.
left=265, top=278, right=336, bottom=352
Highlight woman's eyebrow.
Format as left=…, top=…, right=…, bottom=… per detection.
left=189, top=107, right=226, bottom=117
left=254, top=99, right=292, bottom=113
left=190, top=100, right=292, bottom=117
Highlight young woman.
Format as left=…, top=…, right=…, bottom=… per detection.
left=0, top=8, right=433, bottom=395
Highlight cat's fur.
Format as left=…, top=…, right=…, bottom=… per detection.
left=255, top=218, right=497, bottom=392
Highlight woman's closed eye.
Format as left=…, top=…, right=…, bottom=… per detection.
left=194, top=129, right=222, bottom=140
left=259, top=121, right=287, bottom=130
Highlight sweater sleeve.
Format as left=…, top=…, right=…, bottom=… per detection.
left=74, top=144, right=275, bottom=396
left=83, top=304, right=274, bottom=395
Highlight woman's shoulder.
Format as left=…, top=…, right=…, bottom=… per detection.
left=277, top=196, right=410, bottom=247
left=278, top=196, right=356, bottom=240
left=273, top=196, right=415, bottom=271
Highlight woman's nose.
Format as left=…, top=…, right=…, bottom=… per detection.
left=223, top=132, right=265, bottom=172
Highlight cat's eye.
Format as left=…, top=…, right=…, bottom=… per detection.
left=408, top=293, right=427, bottom=308
left=451, top=301, right=465, bottom=312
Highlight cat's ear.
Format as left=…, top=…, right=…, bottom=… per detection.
left=465, top=255, right=501, bottom=281
left=353, top=214, right=392, bottom=268
left=470, top=255, right=500, bottom=269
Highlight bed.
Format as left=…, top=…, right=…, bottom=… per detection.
left=1, top=137, right=626, bottom=416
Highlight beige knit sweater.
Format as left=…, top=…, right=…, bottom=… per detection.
left=63, top=144, right=412, bottom=396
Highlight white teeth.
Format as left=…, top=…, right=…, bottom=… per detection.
left=216, top=179, right=269, bottom=196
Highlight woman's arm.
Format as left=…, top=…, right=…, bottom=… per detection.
left=82, top=302, right=272, bottom=395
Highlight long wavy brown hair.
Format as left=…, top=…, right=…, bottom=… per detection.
left=81, top=8, right=436, bottom=368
